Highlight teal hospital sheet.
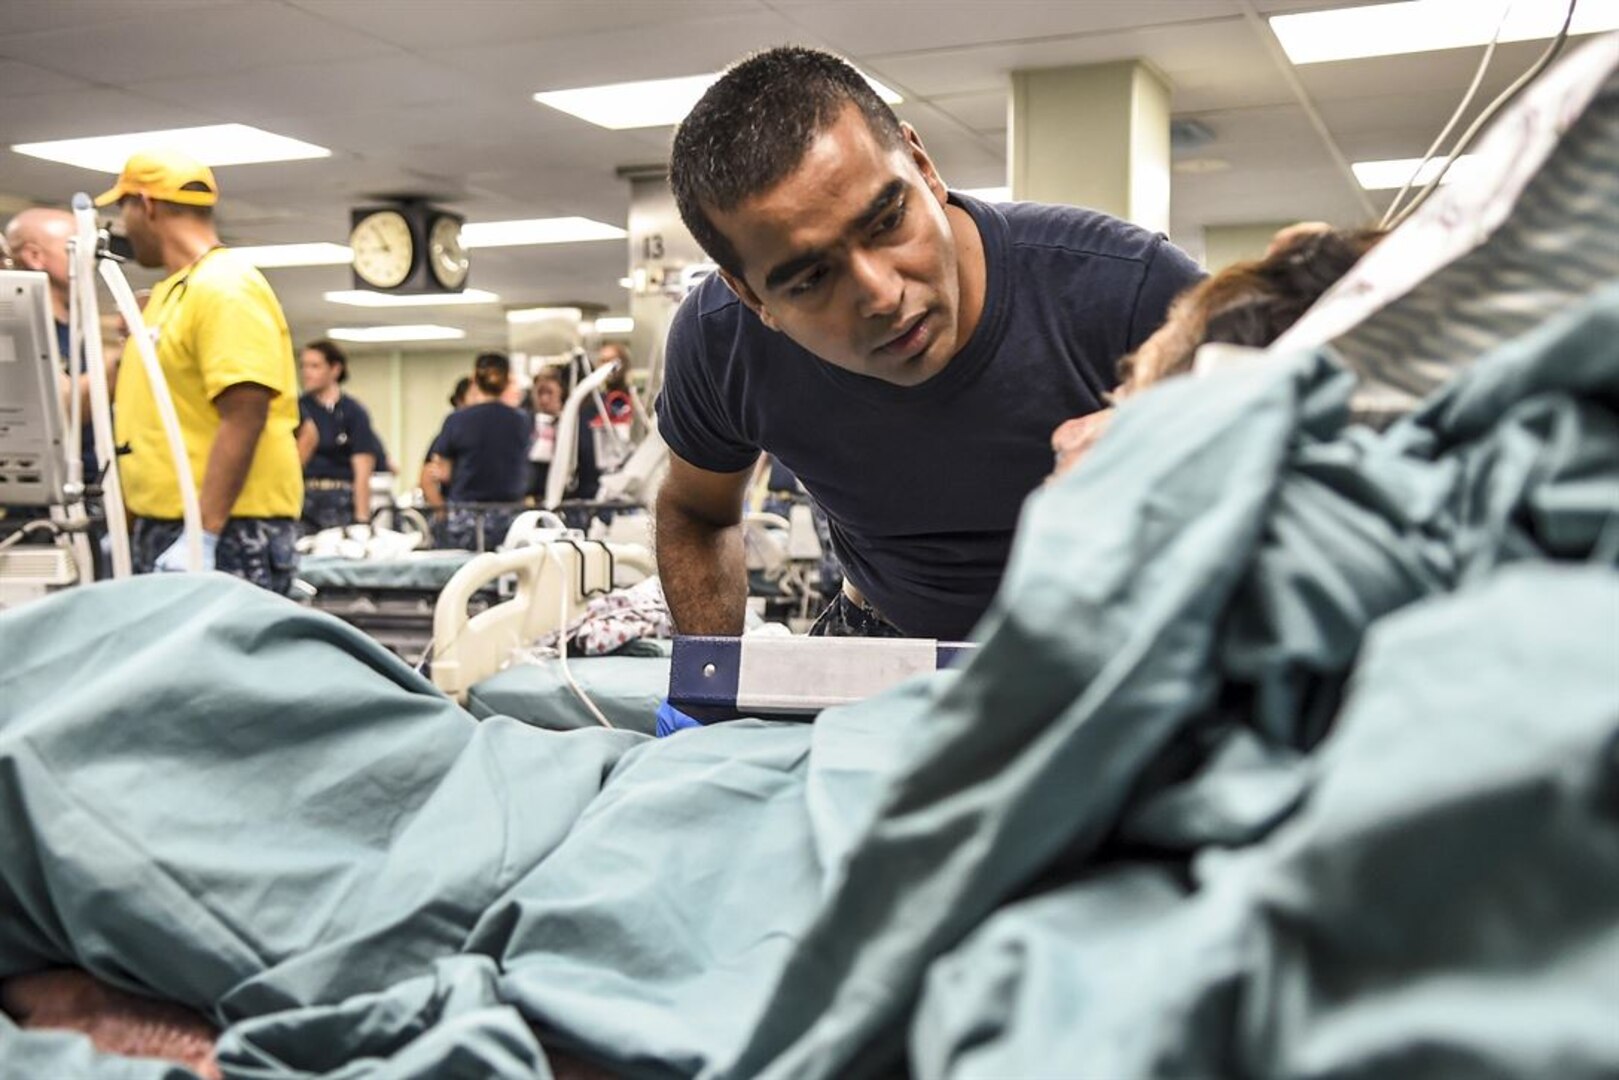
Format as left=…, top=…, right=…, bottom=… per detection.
left=2, top=281, right=1618, bottom=1078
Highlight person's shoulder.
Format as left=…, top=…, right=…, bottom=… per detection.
left=671, top=273, right=755, bottom=340
left=193, top=249, right=281, bottom=303
left=999, top=200, right=1167, bottom=265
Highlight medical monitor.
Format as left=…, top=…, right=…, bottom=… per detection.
left=0, top=270, right=69, bottom=508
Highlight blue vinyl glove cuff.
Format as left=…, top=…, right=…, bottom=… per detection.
left=655, top=699, right=703, bottom=738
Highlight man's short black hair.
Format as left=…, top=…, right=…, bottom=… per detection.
left=670, top=45, right=906, bottom=278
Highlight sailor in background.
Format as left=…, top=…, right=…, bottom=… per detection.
left=295, top=339, right=379, bottom=533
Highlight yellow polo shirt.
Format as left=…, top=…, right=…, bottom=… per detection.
left=115, top=248, right=303, bottom=519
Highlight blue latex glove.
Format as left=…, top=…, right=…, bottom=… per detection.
left=153, top=529, right=218, bottom=573
left=656, top=699, right=703, bottom=738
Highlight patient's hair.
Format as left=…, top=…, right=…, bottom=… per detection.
left=1119, top=227, right=1385, bottom=389
left=473, top=352, right=510, bottom=397
left=670, top=46, right=907, bottom=278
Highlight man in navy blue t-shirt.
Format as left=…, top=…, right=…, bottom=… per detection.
left=656, top=47, right=1204, bottom=640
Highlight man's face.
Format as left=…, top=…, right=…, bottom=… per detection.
left=711, top=106, right=963, bottom=387
left=10, top=226, right=70, bottom=290
left=118, top=197, right=164, bottom=269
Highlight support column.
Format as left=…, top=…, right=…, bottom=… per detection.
left=619, top=164, right=709, bottom=383
left=1010, top=60, right=1172, bottom=234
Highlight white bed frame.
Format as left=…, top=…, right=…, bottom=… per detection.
left=430, top=537, right=656, bottom=703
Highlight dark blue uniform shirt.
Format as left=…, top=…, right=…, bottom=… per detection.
left=656, top=192, right=1204, bottom=639
left=57, top=320, right=99, bottom=481
left=437, top=401, right=530, bottom=502
left=298, top=392, right=378, bottom=481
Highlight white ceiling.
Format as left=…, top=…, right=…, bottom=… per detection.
left=0, top=0, right=1587, bottom=349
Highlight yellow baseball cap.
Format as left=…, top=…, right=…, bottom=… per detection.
left=94, top=149, right=219, bottom=208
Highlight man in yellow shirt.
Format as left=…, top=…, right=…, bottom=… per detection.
left=98, top=150, right=303, bottom=594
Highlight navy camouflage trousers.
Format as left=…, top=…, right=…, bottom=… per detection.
left=301, top=484, right=356, bottom=534
left=132, top=516, right=300, bottom=596
left=807, top=589, right=906, bottom=638
left=437, top=505, right=520, bottom=553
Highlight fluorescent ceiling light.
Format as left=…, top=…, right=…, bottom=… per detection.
left=327, top=325, right=465, bottom=343
left=232, top=242, right=353, bottom=268
left=595, top=316, right=635, bottom=334
left=1351, top=154, right=1482, bottom=190
left=11, top=123, right=330, bottom=172
left=535, top=71, right=902, bottom=130
left=324, top=288, right=500, bottom=308
left=461, top=217, right=627, bottom=248
left=959, top=186, right=1011, bottom=202
left=1271, top=0, right=1619, bottom=65
left=507, top=306, right=583, bottom=324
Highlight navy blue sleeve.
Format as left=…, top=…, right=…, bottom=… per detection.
left=1127, top=237, right=1205, bottom=352
left=346, top=399, right=378, bottom=460
left=297, top=393, right=315, bottom=426
left=573, top=415, right=600, bottom=500
left=428, top=416, right=457, bottom=461
left=654, top=299, right=759, bottom=474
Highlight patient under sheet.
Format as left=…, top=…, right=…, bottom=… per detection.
left=2, top=264, right=1617, bottom=1077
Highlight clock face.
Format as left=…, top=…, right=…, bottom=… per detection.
left=429, top=215, right=469, bottom=291
left=349, top=210, right=414, bottom=289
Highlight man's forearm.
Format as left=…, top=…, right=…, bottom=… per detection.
left=200, top=389, right=270, bottom=534
left=421, top=458, right=446, bottom=509
left=655, top=498, right=748, bottom=635
left=352, top=453, right=375, bottom=522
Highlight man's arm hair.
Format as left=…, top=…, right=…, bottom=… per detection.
left=654, top=451, right=755, bottom=636
left=202, top=383, right=273, bottom=534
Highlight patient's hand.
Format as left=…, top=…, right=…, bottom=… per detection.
left=1, top=968, right=221, bottom=1080
left=1050, top=408, right=1115, bottom=479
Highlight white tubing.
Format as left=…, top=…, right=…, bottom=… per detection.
left=543, top=360, right=621, bottom=510
left=70, top=196, right=132, bottom=579
left=100, top=257, right=204, bottom=571
left=65, top=242, right=83, bottom=494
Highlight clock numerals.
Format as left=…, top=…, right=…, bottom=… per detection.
left=349, top=210, right=414, bottom=289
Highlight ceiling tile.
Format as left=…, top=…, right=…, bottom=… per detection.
left=0, top=0, right=246, bottom=37
left=289, top=0, right=764, bottom=51
left=130, top=54, right=487, bottom=127
left=0, top=86, right=211, bottom=145
left=770, top=0, right=1236, bottom=58
left=440, top=8, right=812, bottom=94
left=928, top=90, right=1008, bottom=135
left=0, top=3, right=397, bottom=84
left=0, top=57, right=94, bottom=97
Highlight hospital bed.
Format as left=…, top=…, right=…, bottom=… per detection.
left=429, top=535, right=668, bottom=733
left=742, top=505, right=828, bottom=630
left=294, top=548, right=483, bottom=660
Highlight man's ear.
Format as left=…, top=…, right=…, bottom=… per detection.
left=900, top=122, right=949, bottom=206
left=719, top=269, right=781, bottom=332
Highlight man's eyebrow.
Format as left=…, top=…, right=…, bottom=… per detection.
left=852, top=178, right=905, bottom=230
left=765, top=249, right=826, bottom=293
left=763, top=179, right=908, bottom=293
